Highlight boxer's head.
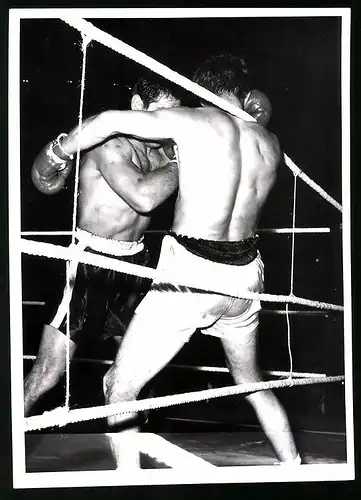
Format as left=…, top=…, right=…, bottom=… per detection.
left=130, top=77, right=182, bottom=150
left=131, top=77, right=182, bottom=111
left=193, top=53, right=251, bottom=107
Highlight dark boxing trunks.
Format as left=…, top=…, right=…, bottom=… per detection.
left=168, top=231, right=259, bottom=265
left=49, top=232, right=150, bottom=344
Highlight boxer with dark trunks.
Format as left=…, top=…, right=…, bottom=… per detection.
left=24, top=77, right=182, bottom=417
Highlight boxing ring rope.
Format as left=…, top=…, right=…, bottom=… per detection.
left=260, top=228, right=331, bottom=234
left=21, top=227, right=333, bottom=237
left=21, top=301, right=339, bottom=315
left=25, top=374, right=344, bottom=432
left=169, top=364, right=328, bottom=379
left=21, top=18, right=344, bottom=433
left=23, top=301, right=46, bottom=306
left=62, top=33, right=91, bottom=410
left=284, top=171, right=298, bottom=375
left=21, top=238, right=343, bottom=312
left=261, top=309, right=337, bottom=316
left=22, top=354, right=327, bottom=379
left=60, top=16, right=342, bottom=213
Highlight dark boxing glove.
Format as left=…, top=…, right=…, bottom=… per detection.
left=31, top=133, right=74, bottom=195
left=163, top=140, right=178, bottom=163
left=243, top=89, right=272, bottom=127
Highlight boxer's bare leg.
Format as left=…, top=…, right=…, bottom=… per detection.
left=103, top=310, right=192, bottom=468
left=221, top=324, right=300, bottom=464
left=24, top=324, right=77, bottom=416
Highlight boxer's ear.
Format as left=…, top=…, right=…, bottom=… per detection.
left=131, top=94, right=145, bottom=110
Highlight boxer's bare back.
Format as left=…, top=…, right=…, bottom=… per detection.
left=63, top=101, right=280, bottom=242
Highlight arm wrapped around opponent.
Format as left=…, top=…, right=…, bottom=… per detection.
left=31, top=87, right=271, bottom=195
left=31, top=134, right=74, bottom=195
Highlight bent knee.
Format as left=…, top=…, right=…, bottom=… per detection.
left=41, top=372, right=63, bottom=391
left=103, top=367, right=141, bottom=403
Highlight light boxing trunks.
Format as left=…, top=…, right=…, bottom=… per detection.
left=135, top=232, right=264, bottom=341
left=49, top=229, right=150, bottom=344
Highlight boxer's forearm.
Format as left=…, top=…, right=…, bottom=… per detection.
left=100, top=160, right=178, bottom=213
left=61, top=112, right=119, bottom=155
left=136, top=163, right=179, bottom=211
left=61, top=109, right=176, bottom=156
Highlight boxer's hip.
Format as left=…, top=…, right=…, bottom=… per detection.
left=134, top=234, right=264, bottom=336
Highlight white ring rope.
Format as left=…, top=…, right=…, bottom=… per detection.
left=285, top=172, right=299, bottom=377
left=23, top=301, right=46, bottom=306
left=21, top=231, right=73, bottom=236
left=71, top=35, right=88, bottom=245
left=289, top=174, right=298, bottom=297
left=20, top=227, right=333, bottom=237
left=261, top=309, right=336, bottom=315
left=60, top=16, right=342, bottom=213
left=260, top=227, right=331, bottom=234
left=20, top=302, right=339, bottom=315
left=21, top=238, right=343, bottom=312
left=22, top=355, right=327, bottom=379
left=64, top=34, right=91, bottom=410
left=169, top=364, right=327, bottom=379
left=24, top=374, right=344, bottom=432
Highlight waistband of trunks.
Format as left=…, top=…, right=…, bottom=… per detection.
left=75, top=228, right=144, bottom=257
left=168, top=231, right=259, bottom=266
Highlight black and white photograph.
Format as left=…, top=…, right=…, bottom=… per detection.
left=8, top=7, right=353, bottom=488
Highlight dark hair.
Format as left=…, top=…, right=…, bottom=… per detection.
left=193, top=54, right=251, bottom=103
left=131, top=76, right=183, bottom=108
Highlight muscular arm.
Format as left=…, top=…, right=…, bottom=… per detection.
left=98, top=149, right=178, bottom=213
left=30, top=109, right=179, bottom=195
left=61, top=108, right=185, bottom=156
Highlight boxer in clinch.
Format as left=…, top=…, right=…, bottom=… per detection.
left=25, top=77, right=182, bottom=417
left=32, top=54, right=298, bottom=467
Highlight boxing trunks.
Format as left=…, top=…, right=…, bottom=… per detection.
left=49, top=229, right=150, bottom=344
left=134, top=232, right=264, bottom=341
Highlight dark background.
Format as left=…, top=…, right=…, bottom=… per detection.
left=19, top=17, right=345, bottom=436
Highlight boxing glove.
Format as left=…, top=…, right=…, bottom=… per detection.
left=31, top=135, right=74, bottom=195
left=243, top=89, right=272, bottom=127
left=163, top=140, right=178, bottom=163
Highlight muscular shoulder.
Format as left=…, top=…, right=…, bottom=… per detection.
left=260, top=128, right=281, bottom=166
left=243, top=121, right=281, bottom=159
left=174, top=107, right=237, bottom=140
left=94, top=136, right=134, bottom=161
left=192, top=107, right=233, bottom=128
left=154, top=106, right=218, bottom=133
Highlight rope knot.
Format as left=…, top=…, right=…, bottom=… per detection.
left=81, top=33, right=92, bottom=48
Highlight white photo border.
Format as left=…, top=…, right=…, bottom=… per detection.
left=9, top=7, right=353, bottom=489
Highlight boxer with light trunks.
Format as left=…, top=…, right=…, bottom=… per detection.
left=32, top=54, right=298, bottom=467
left=24, top=77, right=182, bottom=417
